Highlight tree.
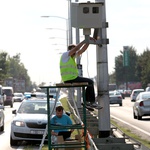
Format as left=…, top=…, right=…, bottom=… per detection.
left=0, top=51, right=9, bottom=83
left=7, top=53, right=33, bottom=91
left=0, top=51, right=39, bottom=91
left=136, top=48, right=150, bottom=88
left=114, top=46, right=139, bottom=88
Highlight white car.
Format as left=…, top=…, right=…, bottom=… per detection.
left=133, top=91, right=150, bottom=120
left=10, top=97, right=62, bottom=146
left=0, top=105, right=4, bottom=131
left=13, top=93, right=24, bottom=102
left=130, top=89, right=144, bottom=102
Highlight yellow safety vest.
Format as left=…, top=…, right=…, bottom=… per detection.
left=60, top=56, right=78, bottom=82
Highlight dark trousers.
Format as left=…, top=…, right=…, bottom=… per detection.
left=64, top=76, right=95, bottom=103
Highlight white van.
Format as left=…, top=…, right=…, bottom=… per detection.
left=0, top=85, right=6, bottom=106
left=130, top=89, right=144, bottom=102
left=2, top=87, right=14, bottom=107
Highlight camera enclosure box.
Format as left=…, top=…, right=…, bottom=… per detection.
left=71, top=2, right=103, bottom=28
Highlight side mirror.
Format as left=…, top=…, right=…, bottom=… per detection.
left=0, top=105, right=4, bottom=110
left=65, top=111, right=71, bottom=116
left=12, top=109, right=16, bottom=114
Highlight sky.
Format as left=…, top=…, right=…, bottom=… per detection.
left=0, top=0, right=150, bottom=85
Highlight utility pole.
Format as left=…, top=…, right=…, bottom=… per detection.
left=95, top=0, right=110, bottom=138
left=75, top=0, right=82, bottom=108
left=71, top=0, right=110, bottom=137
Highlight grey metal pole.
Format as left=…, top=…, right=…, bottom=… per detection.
left=68, top=0, right=72, bottom=44
left=95, top=0, right=111, bottom=137
left=67, top=0, right=74, bottom=103
left=75, top=0, right=82, bottom=108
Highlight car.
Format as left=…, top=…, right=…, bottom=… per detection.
left=0, top=85, right=6, bottom=106
left=116, top=89, right=125, bottom=99
left=109, top=90, right=123, bottom=106
left=130, top=89, right=144, bottom=102
left=133, top=91, right=150, bottom=120
left=33, top=92, right=47, bottom=99
left=13, top=93, right=24, bottom=102
left=2, top=86, right=14, bottom=107
left=10, top=97, right=62, bottom=146
left=0, top=105, right=4, bottom=131
left=24, top=92, right=32, bottom=98
left=123, top=89, right=132, bottom=97
left=145, top=87, right=150, bottom=92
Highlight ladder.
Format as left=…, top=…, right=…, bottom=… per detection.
left=39, top=88, right=61, bottom=150
left=39, top=82, right=89, bottom=150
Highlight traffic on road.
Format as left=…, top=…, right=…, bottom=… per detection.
left=0, top=91, right=150, bottom=149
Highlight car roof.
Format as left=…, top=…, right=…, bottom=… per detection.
left=23, top=97, right=61, bottom=103
left=138, top=91, right=150, bottom=95
left=14, top=92, right=23, bottom=94
left=132, top=89, right=144, bottom=91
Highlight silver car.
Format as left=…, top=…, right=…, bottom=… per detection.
left=10, top=98, right=62, bottom=146
left=133, top=91, right=150, bottom=120
left=109, top=91, right=123, bottom=106
left=0, top=105, right=4, bottom=131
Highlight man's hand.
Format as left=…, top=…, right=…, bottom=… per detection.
left=51, top=131, right=58, bottom=136
left=89, top=37, right=96, bottom=42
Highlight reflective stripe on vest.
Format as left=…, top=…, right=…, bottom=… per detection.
left=60, top=56, right=78, bottom=82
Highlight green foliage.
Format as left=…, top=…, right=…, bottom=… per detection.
left=110, top=46, right=145, bottom=88
left=136, top=48, right=150, bottom=88
left=110, top=46, right=150, bottom=89
left=0, top=51, right=9, bottom=83
left=0, top=50, right=34, bottom=91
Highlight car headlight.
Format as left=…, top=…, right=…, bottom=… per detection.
left=13, top=121, right=25, bottom=127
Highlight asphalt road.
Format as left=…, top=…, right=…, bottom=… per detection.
left=110, top=97, right=150, bottom=142
left=0, top=97, right=149, bottom=150
left=0, top=102, right=24, bottom=150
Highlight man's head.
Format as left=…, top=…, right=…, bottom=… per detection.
left=68, top=44, right=76, bottom=51
left=56, top=106, right=64, bottom=118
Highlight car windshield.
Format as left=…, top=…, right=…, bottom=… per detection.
left=17, top=101, right=61, bottom=114
left=109, top=92, right=114, bottom=96
left=0, top=87, right=2, bottom=95
left=14, top=93, right=23, bottom=97
left=135, top=91, right=143, bottom=94
left=142, top=94, right=150, bottom=99
left=3, top=89, right=12, bottom=96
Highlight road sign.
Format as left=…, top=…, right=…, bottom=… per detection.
left=123, top=46, right=130, bottom=66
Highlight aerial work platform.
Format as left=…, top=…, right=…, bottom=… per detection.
left=40, top=82, right=90, bottom=150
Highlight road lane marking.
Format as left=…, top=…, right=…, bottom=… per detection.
left=111, top=115, right=150, bottom=137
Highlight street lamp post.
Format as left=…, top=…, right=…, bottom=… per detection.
left=41, top=16, right=70, bottom=50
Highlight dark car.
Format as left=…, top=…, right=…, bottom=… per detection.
left=123, top=90, right=132, bottom=97
left=109, top=91, right=123, bottom=106
left=2, top=87, right=14, bottom=107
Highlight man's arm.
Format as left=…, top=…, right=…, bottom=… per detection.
left=51, top=130, right=58, bottom=136
left=68, top=40, right=86, bottom=56
left=76, top=43, right=89, bottom=56
left=69, top=37, right=96, bottom=56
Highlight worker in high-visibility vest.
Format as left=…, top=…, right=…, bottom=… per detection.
left=60, top=38, right=102, bottom=109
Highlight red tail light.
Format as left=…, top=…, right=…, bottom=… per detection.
left=139, top=101, right=144, bottom=106
left=118, top=96, right=122, bottom=99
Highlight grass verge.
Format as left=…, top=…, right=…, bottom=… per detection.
left=111, top=119, right=150, bottom=149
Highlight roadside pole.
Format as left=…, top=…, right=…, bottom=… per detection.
left=95, top=0, right=110, bottom=137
